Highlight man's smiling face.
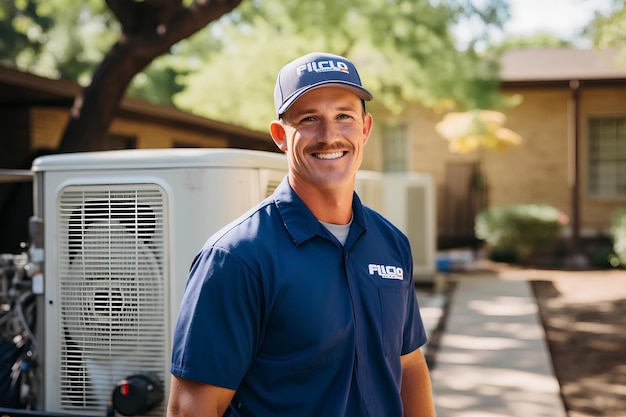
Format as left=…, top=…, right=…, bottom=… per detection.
left=272, top=86, right=373, bottom=194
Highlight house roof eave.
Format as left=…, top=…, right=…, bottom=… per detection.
left=0, top=65, right=272, bottom=145
left=500, top=77, right=626, bottom=90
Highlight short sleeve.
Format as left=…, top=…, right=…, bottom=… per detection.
left=402, top=276, right=427, bottom=355
left=170, top=247, right=262, bottom=389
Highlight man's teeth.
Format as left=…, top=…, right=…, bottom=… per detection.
left=314, top=151, right=344, bottom=160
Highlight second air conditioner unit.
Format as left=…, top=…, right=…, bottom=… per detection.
left=382, top=173, right=437, bottom=281
left=355, top=170, right=386, bottom=215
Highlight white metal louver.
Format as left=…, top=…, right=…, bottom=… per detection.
left=57, top=185, right=166, bottom=415
left=264, top=179, right=282, bottom=198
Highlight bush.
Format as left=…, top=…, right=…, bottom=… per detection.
left=611, top=209, right=626, bottom=266
left=475, top=204, right=564, bottom=263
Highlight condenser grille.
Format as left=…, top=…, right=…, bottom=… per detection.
left=265, top=179, right=282, bottom=198
left=57, top=185, right=166, bottom=415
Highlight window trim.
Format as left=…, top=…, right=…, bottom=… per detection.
left=586, top=115, right=626, bottom=200
left=381, top=123, right=410, bottom=173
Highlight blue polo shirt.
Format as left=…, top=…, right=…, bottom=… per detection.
left=171, top=177, right=427, bottom=417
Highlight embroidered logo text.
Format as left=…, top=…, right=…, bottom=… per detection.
left=296, top=60, right=350, bottom=76
left=368, top=264, right=404, bottom=280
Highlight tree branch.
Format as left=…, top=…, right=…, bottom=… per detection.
left=57, top=0, right=242, bottom=152
left=106, top=0, right=135, bottom=31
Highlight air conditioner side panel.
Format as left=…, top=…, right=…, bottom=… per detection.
left=406, top=181, right=437, bottom=279
left=165, top=168, right=286, bottom=330
left=355, top=171, right=386, bottom=215
left=382, top=174, right=437, bottom=281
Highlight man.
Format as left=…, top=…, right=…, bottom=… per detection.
left=167, top=52, right=436, bottom=417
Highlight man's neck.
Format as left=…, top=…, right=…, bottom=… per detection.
left=290, top=180, right=354, bottom=225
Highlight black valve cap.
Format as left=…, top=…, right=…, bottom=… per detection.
left=112, top=373, right=164, bottom=416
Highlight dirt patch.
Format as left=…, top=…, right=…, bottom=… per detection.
left=516, top=268, right=626, bottom=417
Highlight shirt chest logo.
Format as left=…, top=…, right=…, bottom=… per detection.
left=368, top=264, right=404, bottom=280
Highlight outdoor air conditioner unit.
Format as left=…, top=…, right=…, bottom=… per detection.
left=355, top=170, right=386, bottom=215
left=382, top=173, right=437, bottom=282
left=32, top=148, right=287, bottom=416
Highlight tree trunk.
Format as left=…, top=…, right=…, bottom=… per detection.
left=57, top=42, right=151, bottom=152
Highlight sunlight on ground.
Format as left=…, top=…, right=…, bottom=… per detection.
left=431, top=276, right=567, bottom=417
left=468, top=296, right=537, bottom=316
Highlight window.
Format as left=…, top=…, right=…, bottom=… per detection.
left=588, top=117, right=626, bottom=198
left=382, top=124, right=408, bottom=172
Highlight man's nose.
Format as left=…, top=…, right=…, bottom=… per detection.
left=318, top=119, right=339, bottom=142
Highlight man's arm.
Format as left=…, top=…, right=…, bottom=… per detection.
left=400, top=348, right=436, bottom=417
left=167, top=375, right=236, bottom=417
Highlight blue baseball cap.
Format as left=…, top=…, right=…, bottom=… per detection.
left=274, top=52, right=373, bottom=117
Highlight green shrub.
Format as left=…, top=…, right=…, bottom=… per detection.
left=475, top=204, right=564, bottom=263
left=610, top=208, right=626, bottom=266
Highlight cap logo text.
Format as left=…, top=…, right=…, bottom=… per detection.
left=296, top=60, right=350, bottom=76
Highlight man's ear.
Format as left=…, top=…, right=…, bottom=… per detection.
left=270, top=120, right=288, bottom=152
left=362, top=113, right=373, bottom=146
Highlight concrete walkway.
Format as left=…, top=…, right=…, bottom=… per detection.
left=419, top=275, right=567, bottom=417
